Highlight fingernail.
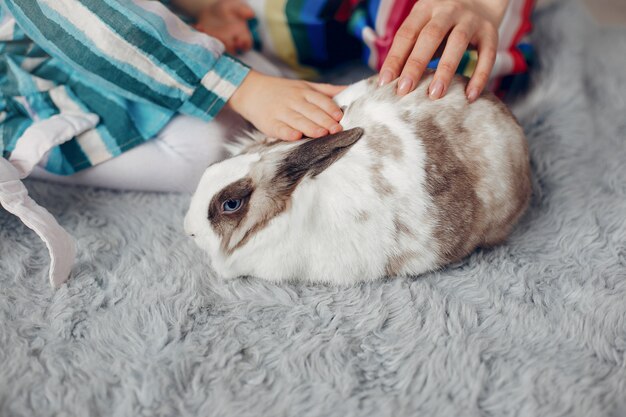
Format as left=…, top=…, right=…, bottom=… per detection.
left=332, top=110, right=343, bottom=120
left=378, top=69, right=393, bottom=87
left=317, top=128, right=328, bottom=137
left=429, top=79, right=444, bottom=100
left=396, top=77, right=413, bottom=95
left=467, top=88, right=479, bottom=103
left=329, top=124, right=342, bottom=134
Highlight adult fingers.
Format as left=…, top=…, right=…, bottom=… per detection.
left=466, top=26, right=498, bottom=102
left=429, top=23, right=474, bottom=99
left=396, top=17, right=454, bottom=95
left=378, top=7, right=431, bottom=86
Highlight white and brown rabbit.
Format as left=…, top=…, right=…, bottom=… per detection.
left=184, top=71, right=531, bottom=284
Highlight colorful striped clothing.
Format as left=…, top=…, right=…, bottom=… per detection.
left=248, top=0, right=534, bottom=96
left=0, top=0, right=249, bottom=175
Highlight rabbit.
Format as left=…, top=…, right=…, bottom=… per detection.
left=184, top=70, right=531, bottom=285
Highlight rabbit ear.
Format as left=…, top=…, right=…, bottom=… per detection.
left=275, top=127, right=364, bottom=188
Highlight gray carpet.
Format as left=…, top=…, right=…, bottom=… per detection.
left=1, top=1, right=625, bottom=416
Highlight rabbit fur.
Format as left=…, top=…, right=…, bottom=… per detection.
left=185, top=71, right=531, bottom=285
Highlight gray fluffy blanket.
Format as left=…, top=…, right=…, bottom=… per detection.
left=1, top=1, right=625, bottom=416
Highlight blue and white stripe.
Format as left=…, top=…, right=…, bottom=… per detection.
left=1, top=0, right=249, bottom=175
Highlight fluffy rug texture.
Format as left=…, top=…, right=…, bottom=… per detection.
left=1, top=1, right=625, bottom=416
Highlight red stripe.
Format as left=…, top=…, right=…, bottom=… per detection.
left=335, top=0, right=356, bottom=22
left=512, top=0, right=536, bottom=47
left=374, top=0, right=416, bottom=69
left=505, top=0, right=535, bottom=73
left=509, top=49, right=527, bottom=73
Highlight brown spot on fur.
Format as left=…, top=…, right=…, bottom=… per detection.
left=393, top=216, right=413, bottom=237
left=365, top=126, right=403, bottom=161
left=208, top=177, right=254, bottom=250
left=371, top=161, right=394, bottom=196
left=229, top=189, right=292, bottom=253
left=356, top=211, right=370, bottom=223
left=419, top=116, right=481, bottom=263
left=384, top=250, right=418, bottom=276
left=482, top=137, right=532, bottom=246
left=401, top=111, right=414, bottom=126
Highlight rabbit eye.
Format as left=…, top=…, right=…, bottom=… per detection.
left=222, top=199, right=242, bottom=213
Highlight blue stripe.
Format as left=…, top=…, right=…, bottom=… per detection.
left=5, top=56, right=39, bottom=95
left=36, top=2, right=189, bottom=103
left=102, top=0, right=223, bottom=78
left=60, top=84, right=124, bottom=156
left=301, top=0, right=327, bottom=62
left=6, top=0, right=185, bottom=110
left=45, top=141, right=83, bottom=175
left=1, top=114, right=31, bottom=154
left=367, top=0, right=382, bottom=26
left=211, top=54, right=250, bottom=87
left=79, top=0, right=199, bottom=87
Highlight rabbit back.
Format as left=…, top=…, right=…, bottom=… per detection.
left=334, top=73, right=531, bottom=274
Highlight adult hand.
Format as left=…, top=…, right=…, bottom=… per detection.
left=228, top=71, right=346, bottom=141
left=378, top=0, right=508, bottom=102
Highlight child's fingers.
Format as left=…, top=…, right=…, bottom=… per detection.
left=295, top=102, right=343, bottom=134
left=306, top=82, right=347, bottom=98
left=429, top=24, right=474, bottom=100
left=304, top=90, right=344, bottom=121
left=234, top=2, right=255, bottom=19
left=466, top=27, right=497, bottom=102
left=378, top=8, right=430, bottom=87
left=234, top=27, right=253, bottom=51
left=272, top=120, right=301, bottom=141
left=396, top=17, right=454, bottom=96
left=283, top=110, right=329, bottom=139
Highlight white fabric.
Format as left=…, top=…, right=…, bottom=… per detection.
left=0, top=112, right=99, bottom=287
left=10, top=112, right=99, bottom=177
left=31, top=110, right=248, bottom=193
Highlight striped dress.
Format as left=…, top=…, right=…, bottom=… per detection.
left=248, top=0, right=535, bottom=97
left=0, top=0, right=249, bottom=175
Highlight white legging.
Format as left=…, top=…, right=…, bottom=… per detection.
left=31, top=51, right=282, bottom=194
left=32, top=110, right=247, bottom=193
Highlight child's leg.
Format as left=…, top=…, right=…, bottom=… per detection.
left=30, top=50, right=280, bottom=193
left=31, top=110, right=248, bottom=193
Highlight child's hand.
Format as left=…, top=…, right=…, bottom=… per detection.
left=194, top=0, right=255, bottom=54
left=228, top=71, right=346, bottom=141
left=378, top=0, right=508, bottom=102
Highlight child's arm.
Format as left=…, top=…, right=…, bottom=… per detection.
left=379, top=0, right=510, bottom=102
left=5, top=0, right=342, bottom=141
